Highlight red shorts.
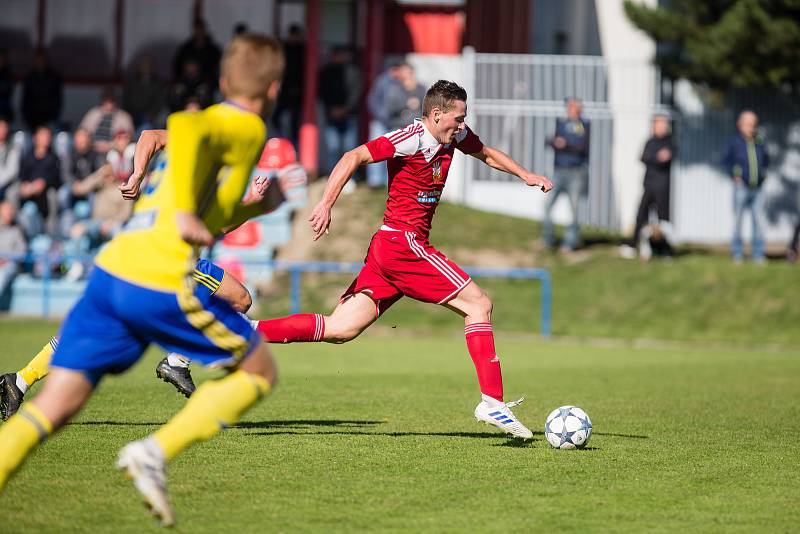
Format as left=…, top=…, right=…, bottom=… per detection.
left=342, top=228, right=472, bottom=315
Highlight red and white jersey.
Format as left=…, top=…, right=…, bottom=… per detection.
left=365, top=119, right=483, bottom=239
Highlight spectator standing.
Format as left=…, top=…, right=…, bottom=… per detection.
left=319, top=46, right=362, bottom=174
left=722, top=110, right=769, bottom=263
left=365, top=60, right=402, bottom=188
left=273, top=24, right=306, bottom=146
left=0, top=50, right=14, bottom=123
left=172, top=18, right=222, bottom=89
left=122, top=56, right=165, bottom=131
left=542, top=97, right=590, bottom=251
left=17, top=126, right=60, bottom=238
left=386, top=63, right=426, bottom=131
left=79, top=88, right=134, bottom=155
left=0, top=201, right=27, bottom=300
left=620, top=114, right=675, bottom=260
left=21, top=51, right=62, bottom=130
left=168, top=60, right=213, bottom=112
left=0, top=119, right=20, bottom=201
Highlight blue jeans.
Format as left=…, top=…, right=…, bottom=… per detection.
left=732, top=184, right=765, bottom=261
left=18, top=200, right=45, bottom=239
left=542, top=165, right=587, bottom=250
left=323, top=118, right=358, bottom=174
left=366, top=120, right=389, bottom=188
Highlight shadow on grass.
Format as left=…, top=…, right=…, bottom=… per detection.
left=69, top=419, right=647, bottom=443
left=68, top=419, right=385, bottom=428
left=594, top=432, right=648, bottom=439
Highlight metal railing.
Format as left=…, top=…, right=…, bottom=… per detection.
left=0, top=255, right=553, bottom=337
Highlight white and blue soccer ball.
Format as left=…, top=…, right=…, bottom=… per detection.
left=544, top=406, right=592, bottom=449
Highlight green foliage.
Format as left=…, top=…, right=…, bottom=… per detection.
left=624, top=0, right=800, bottom=89
left=1, top=326, right=798, bottom=531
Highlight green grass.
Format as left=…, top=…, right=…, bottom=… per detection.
left=1, top=319, right=798, bottom=532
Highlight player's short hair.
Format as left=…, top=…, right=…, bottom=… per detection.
left=221, top=33, right=285, bottom=100
left=423, top=80, right=467, bottom=117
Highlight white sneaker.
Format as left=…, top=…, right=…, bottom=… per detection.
left=117, top=439, right=175, bottom=527
left=474, top=397, right=534, bottom=439
left=618, top=244, right=637, bottom=259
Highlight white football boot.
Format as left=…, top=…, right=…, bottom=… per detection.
left=474, top=396, right=534, bottom=439
left=117, top=438, right=175, bottom=527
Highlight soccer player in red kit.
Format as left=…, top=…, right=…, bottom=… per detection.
left=256, top=80, right=552, bottom=439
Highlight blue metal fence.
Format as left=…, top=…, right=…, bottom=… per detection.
left=272, top=261, right=552, bottom=337
left=1, top=256, right=553, bottom=337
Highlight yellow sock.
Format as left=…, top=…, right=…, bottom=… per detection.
left=0, top=404, right=53, bottom=490
left=153, top=370, right=269, bottom=460
left=17, top=338, right=57, bottom=388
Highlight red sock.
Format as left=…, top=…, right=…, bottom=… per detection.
left=256, top=314, right=325, bottom=343
left=465, top=322, right=503, bottom=402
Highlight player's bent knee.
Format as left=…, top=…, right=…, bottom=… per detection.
left=324, top=323, right=362, bottom=344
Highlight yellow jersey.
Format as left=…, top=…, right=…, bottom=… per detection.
left=95, top=103, right=266, bottom=292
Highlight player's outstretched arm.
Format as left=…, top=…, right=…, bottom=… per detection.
left=309, top=145, right=373, bottom=240
left=120, top=129, right=168, bottom=200
left=471, top=145, right=553, bottom=192
left=223, top=174, right=288, bottom=234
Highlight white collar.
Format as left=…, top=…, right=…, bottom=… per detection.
left=416, top=119, right=442, bottom=161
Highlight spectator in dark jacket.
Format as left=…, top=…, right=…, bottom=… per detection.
left=621, top=114, right=675, bottom=260
left=319, top=46, right=362, bottom=174
left=385, top=63, right=426, bottom=132
left=722, top=110, right=769, bottom=263
left=17, top=126, right=61, bottom=238
left=365, top=60, right=402, bottom=188
left=173, top=18, right=221, bottom=88
left=59, top=127, right=107, bottom=236
left=0, top=49, right=14, bottom=123
left=122, top=56, right=165, bottom=131
left=543, top=97, right=590, bottom=251
left=273, top=24, right=306, bottom=146
left=21, top=51, right=62, bottom=130
left=167, top=59, right=213, bottom=112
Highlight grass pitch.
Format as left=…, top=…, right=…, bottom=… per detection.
left=1, top=319, right=798, bottom=532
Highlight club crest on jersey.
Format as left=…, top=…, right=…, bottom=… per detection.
left=431, top=160, right=443, bottom=183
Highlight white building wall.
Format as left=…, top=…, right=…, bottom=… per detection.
left=595, top=0, right=659, bottom=235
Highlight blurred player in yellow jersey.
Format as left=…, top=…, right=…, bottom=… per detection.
left=0, top=34, right=284, bottom=526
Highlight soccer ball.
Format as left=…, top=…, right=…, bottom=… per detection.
left=544, top=406, right=592, bottom=449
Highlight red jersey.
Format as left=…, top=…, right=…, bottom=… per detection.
left=365, top=119, right=483, bottom=239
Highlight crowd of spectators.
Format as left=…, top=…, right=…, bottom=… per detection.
left=0, top=18, right=316, bottom=300
left=0, top=18, right=795, bottom=305
left=0, top=19, right=231, bottom=295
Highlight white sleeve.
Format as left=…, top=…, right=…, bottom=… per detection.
left=383, top=124, right=422, bottom=157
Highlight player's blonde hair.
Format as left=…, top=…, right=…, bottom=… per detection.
left=221, top=34, right=285, bottom=100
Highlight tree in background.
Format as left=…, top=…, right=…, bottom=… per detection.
left=623, top=0, right=800, bottom=91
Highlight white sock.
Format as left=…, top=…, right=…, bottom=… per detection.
left=166, top=353, right=190, bottom=368
left=482, top=393, right=504, bottom=407
left=15, top=373, right=29, bottom=394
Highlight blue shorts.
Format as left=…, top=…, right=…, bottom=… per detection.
left=192, top=258, right=225, bottom=298
left=51, top=266, right=259, bottom=385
